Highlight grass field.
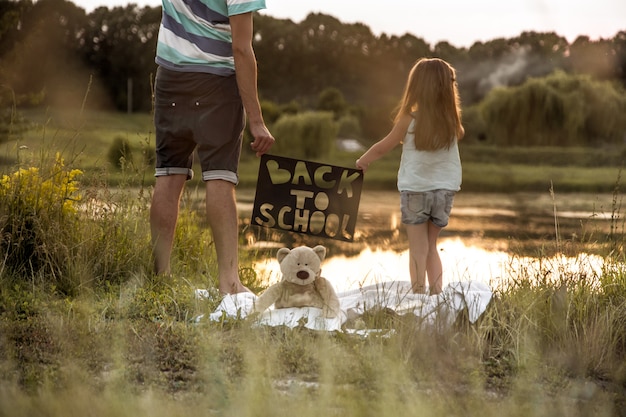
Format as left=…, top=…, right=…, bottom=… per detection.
left=3, top=108, right=623, bottom=193
left=1, top=109, right=625, bottom=416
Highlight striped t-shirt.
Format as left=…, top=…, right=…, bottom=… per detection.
left=156, top=0, right=266, bottom=76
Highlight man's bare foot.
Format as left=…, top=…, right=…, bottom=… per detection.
left=220, top=280, right=254, bottom=296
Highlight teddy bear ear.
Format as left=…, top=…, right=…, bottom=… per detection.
left=312, top=245, right=326, bottom=262
left=277, top=247, right=291, bottom=263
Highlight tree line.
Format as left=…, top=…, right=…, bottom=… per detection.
left=1, top=0, right=625, bottom=146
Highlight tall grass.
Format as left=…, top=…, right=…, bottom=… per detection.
left=0, top=113, right=625, bottom=416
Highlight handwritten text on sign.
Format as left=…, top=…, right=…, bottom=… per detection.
left=251, top=154, right=363, bottom=242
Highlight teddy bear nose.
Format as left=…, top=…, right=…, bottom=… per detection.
left=296, top=270, right=309, bottom=280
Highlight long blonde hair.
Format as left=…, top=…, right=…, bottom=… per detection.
left=395, top=58, right=463, bottom=150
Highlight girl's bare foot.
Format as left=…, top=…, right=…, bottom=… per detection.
left=412, top=284, right=427, bottom=295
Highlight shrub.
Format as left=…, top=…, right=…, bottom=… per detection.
left=271, top=111, right=338, bottom=159
left=337, top=114, right=362, bottom=139
left=0, top=153, right=82, bottom=286
left=461, top=105, right=487, bottom=142
left=107, top=136, right=134, bottom=169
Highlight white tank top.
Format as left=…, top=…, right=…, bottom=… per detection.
left=397, top=120, right=462, bottom=192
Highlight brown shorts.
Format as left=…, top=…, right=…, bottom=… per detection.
left=154, top=66, right=245, bottom=184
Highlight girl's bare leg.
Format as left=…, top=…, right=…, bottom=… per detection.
left=406, top=223, right=429, bottom=294
left=425, top=221, right=443, bottom=294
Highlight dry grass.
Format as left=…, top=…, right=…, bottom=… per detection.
left=0, top=258, right=625, bottom=416
left=1, top=111, right=625, bottom=416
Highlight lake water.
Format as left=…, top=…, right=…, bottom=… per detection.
left=237, top=190, right=613, bottom=292
left=249, top=237, right=606, bottom=293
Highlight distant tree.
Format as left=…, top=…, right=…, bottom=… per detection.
left=615, top=31, right=626, bottom=86
left=79, top=4, right=160, bottom=112
left=1, top=3, right=625, bottom=150
left=433, top=41, right=467, bottom=63
left=0, top=0, right=28, bottom=57
left=0, top=0, right=99, bottom=107
left=513, top=31, right=569, bottom=59
left=568, top=35, right=619, bottom=81
left=458, top=32, right=568, bottom=105
left=480, top=71, right=626, bottom=146
left=316, top=87, right=347, bottom=119
left=253, top=14, right=302, bottom=102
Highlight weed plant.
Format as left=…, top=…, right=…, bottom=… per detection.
left=0, top=115, right=625, bottom=416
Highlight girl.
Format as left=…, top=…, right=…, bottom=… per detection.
left=356, top=58, right=464, bottom=295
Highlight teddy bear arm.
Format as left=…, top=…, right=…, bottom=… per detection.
left=253, top=284, right=282, bottom=313
left=315, top=277, right=341, bottom=317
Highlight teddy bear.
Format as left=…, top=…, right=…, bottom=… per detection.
left=253, top=245, right=341, bottom=318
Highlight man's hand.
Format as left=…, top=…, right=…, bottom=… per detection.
left=230, top=12, right=275, bottom=157
left=249, top=121, right=275, bottom=157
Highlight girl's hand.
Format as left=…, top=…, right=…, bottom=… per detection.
left=356, top=158, right=368, bottom=173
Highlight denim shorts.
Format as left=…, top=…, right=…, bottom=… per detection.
left=400, top=190, right=456, bottom=227
left=154, top=66, right=245, bottom=184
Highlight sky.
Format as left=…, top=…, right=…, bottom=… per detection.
left=78, top=0, right=626, bottom=48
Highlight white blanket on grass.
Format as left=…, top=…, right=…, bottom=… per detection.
left=198, top=281, right=492, bottom=332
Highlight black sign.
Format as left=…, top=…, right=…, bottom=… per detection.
left=251, top=154, right=364, bottom=242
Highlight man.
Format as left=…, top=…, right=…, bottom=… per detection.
left=150, top=0, right=275, bottom=294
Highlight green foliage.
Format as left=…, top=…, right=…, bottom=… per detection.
left=461, top=162, right=620, bottom=193
left=484, top=261, right=626, bottom=383
left=125, top=276, right=197, bottom=322
left=480, top=71, right=626, bottom=146
left=0, top=1, right=625, bottom=121
left=460, top=144, right=625, bottom=167
left=460, top=104, right=487, bottom=142
left=316, top=87, right=348, bottom=118
left=107, top=136, right=134, bottom=170
left=337, top=114, right=362, bottom=139
left=271, top=111, right=338, bottom=160
left=0, top=2, right=625, bottom=147
left=259, top=99, right=282, bottom=125
left=0, top=148, right=153, bottom=294
left=76, top=187, right=152, bottom=288
left=0, top=86, right=29, bottom=143
left=0, top=282, right=45, bottom=320
left=0, top=154, right=82, bottom=283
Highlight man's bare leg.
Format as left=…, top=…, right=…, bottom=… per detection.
left=205, top=180, right=250, bottom=295
left=150, top=175, right=187, bottom=275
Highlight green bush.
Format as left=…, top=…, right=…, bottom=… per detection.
left=461, top=105, right=487, bottom=142
left=0, top=154, right=82, bottom=291
left=337, top=114, right=362, bottom=139
left=107, top=136, right=134, bottom=169
left=0, top=153, right=154, bottom=294
left=271, top=111, right=338, bottom=160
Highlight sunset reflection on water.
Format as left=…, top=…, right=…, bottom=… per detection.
left=243, top=190, right=614, bottom=293
left=253, top=237, right=606, bottom=293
